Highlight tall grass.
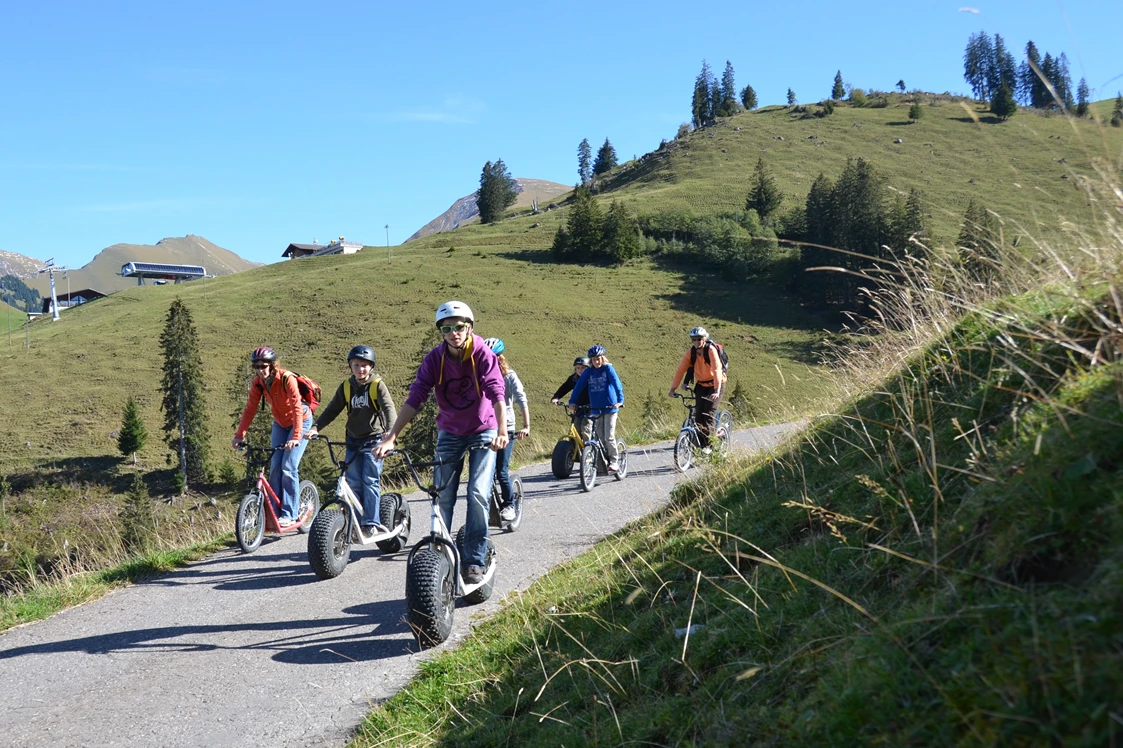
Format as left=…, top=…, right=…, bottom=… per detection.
left=353, top=137, right=1122, bottom=744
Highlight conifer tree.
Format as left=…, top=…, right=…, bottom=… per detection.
left=118, top=396, right=148, bottom=465
left=786, top=88, right=796, bottom=106
left=1111, top=94, right=1123, bottom=127
left=1075, top=78, right=1090, bottom=117
left=896, top=79, right=906, bottom=93
left=577, top=139, right=592, bottom=185
left=592, top=139, right=618, bottom=176
left=992, top=35, right=1017, bottom=96
left=1054, top=52, right=1074, bottom=109
left=160, top=298, right=209, bottom=489
left=909, top=101, right=923, bottom=122
left=1019, top=41, right=1046, bottom=107
left=740, top=84, right=757, bottom=110
left=990, top=83, right=1017, bottom=121
left=692, top=60, right=715, bottom=129
left=477, top=159, right=518, bottom=224
left=719, top=61, right=737, bottom=115
left=963, top=31, right=995, bottom=100
left=564, top=188, right=605, bottom=261
left=746, top=158, right=783, bottom=223
left=122, top=472, right=155, bottom=554
left=831, top=71, right=845, bottom=100
left=602, top=201, right=642, bottom=263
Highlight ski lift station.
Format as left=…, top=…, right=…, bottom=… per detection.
left=120, top=262, right=207, bottom=285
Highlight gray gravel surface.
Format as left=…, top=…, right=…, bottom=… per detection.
left=0, top=423, right=798, bottom=747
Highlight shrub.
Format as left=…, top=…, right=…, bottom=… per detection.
left=849, top=88, right=868, bottom=107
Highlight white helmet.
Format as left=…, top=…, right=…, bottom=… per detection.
left=689, top=326, right=709, bottom=338
left=435, top=300, right=474, bottom=324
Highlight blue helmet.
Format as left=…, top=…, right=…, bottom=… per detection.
left=587, top=344, right=606, bottom=358
left=483, top=337, right=505, bottom=355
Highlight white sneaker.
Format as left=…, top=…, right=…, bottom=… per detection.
left=499, top=505, right=516, bottom=522
left=701, top=447, right=713, bottom=456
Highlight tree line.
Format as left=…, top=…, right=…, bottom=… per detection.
left=0, top=274, right=42, bottom=312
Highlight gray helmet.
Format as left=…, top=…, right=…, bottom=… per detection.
left=347, top=345, right=376, bottom=365
left=689, top=326, right=709, bottom=338
left=573, top=356, right=590, bottom=367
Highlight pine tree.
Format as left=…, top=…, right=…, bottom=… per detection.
left=1039, top=53, right=1057, bottom=107
left=896, top=79, right=906, bottom=93
left=990, top=83, right=1017, bottom=121
left=121, top=472, right=155, bottom=554
left=963, top=31, right=995, bottom=100
left=993, top=34, right=1017, bottom=94
left=786, top=88, right=796, bottom=106
left=602, top=201, right=643, bottom=263
left=1019, top=41, right=1046, bottom=107
left=740, top=84, right=757, bottom=110
left=565, top=188, right=605, bottom=261
left=692, top=60, right=714, bottom=129
left=1112, top=94, right=1123, bottom=127
left=746, top=158, right=783, bottom=223
left=160, top=298, right=209, bottom=489
left=719, top=61, right=737, bottom=116
left=887, top=189, right=927, bottom=256
left=1075, top=78, right=1090, bottom=117
left=908, top=101, right=923, bottom=122
left=831, top=70, right=845, bottom=100
left=118, top=396, right=148, bottom=465
left=592, top=138, right=618, bottom=176
left=476, top=159, right=519, bottom=224
left=577, top=139, right=592, bottom=185
left=1054, top=52, right=1074, bottom=109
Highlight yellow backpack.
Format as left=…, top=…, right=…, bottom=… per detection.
left=342, top=377, right=381, bottom=413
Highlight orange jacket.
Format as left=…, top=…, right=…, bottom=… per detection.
left=671, top=344, right=726, bottom=389
left=234, top=367, right=306, bottom=439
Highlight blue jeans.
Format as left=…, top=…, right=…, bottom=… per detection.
left=434, top=429, right=496, bottom=568
left=495, top=437, right=514, bottom=505
left=270, top=409, right=313, bottom=520
left=345, top=437, right=383, bottom=526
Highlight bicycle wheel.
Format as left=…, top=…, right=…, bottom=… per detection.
left=504, top=475, right=524, bottom=532
left=579, top=444, right=598, bottom=492
left=674, top=430, right=696, bottom=472
left=716, top=410, right=733, bottom=452
left=235, top=491, right=266, bottom=553
left=376, top=493, right=410, bottom=553
left=551, top=439, right=574, bottom=479
left=297, top=480, right=320, bottom=534
left=405, top=546, right=455, bottom=648
left=614, top=441, right=628, bottom=480
left=307, top=508, right=350, bottom=579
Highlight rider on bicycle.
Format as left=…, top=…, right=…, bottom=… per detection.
left=232, top=347, right=313, bottom=526
left=669, top=326, right=727, bottom=452
left=373, top=302, right=508, bottom=585
left=551, top=356, right=591, bottom=440
left=483, top=337, right=530, bottom=522
left=569, top=345, right=624, bottom=472
left=305, top=345, right=397, bottom=532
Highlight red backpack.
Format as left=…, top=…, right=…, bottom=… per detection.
left=259, top=370, right=322, bottom=411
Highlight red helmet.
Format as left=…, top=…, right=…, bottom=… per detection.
left=250, top=346, right=277, bottom=362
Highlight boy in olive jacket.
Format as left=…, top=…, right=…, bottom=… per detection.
left=306, top=345, right=397, bottom=529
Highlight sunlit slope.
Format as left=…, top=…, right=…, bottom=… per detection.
left=0, top=243, right=831, bottom=471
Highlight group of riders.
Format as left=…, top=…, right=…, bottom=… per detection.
left=232, top=300, right=727, bottom=586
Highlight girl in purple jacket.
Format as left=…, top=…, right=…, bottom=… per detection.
left=373, top=301, right=508, bottom=585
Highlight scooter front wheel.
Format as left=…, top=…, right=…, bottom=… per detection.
left=297, top=480, right=320, bottom=533
left=405, top=546, right=455, bottom=648
left=579, top=444, right=598, bottom=492
left=614, top=440, right=628, bottom=480
left=307, top=508, right=350, bottom=579
left=235, top=491, right=265, bottom=553
left=674, top=430, right=696, bottom=472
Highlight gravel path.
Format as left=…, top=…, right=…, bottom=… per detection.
left=0, top=423, right=799, bottom=747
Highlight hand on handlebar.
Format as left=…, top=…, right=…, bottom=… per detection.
left=491, top=432, right=510, bottom=452
left=372, top=432, right=396, bottom=459
left=283, top=439, right=300, bottom=450
left=516, top=427, right=529, bottom=440
left=304, top=427, right=319, bottom=440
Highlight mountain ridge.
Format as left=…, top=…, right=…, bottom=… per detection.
left=408, top=178, right=570, bottom=241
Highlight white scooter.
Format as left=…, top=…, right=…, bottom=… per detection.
left=305, top=436, right=411, bottom=580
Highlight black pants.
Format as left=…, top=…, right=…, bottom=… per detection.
left=695, top=383, right=718, bottom=440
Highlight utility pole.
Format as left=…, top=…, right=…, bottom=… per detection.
left=385, top=224, right=390, bottom=264
left=5, top=276, right=10, bottom=347
left=177, top=362, right=188, bottom=492
left=36, top=259, right=69, bottom=321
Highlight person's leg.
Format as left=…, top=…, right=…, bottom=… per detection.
left=696, top=385, right=716, bottom=441
left=462, top=429, right=497, bottom=569
left=360, top=447, right=383, bottom=526
left=579, top=415, right=593, bottom=442
left=434, top=430, right=467, bottom=535
left=269, top=421, right=288, bottom=514
left=344, top=443, right=364, bottom=517
left=279, top=412, right=313, bottom=519
left=495, top=439, right=514, bottom=504
left=602, top=412, right=619, bottom=468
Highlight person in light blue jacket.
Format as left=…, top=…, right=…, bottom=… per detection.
left=569, top=344, right=624, bottom=471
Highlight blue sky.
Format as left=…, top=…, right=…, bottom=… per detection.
left=1, top=1, right=1119, bottom=268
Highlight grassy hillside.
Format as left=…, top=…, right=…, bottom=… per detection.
left=0, top=242, right=831, bottom=476
left=353, top=171, right=1123, bottom=745
left=1, top=300, right=24, bottom=334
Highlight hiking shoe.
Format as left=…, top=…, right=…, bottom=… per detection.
left=499, top=504, right=517, bottom=522
left=278, top=517, right=296, bottom=528
left=464, top=565, right=486, bottom=585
